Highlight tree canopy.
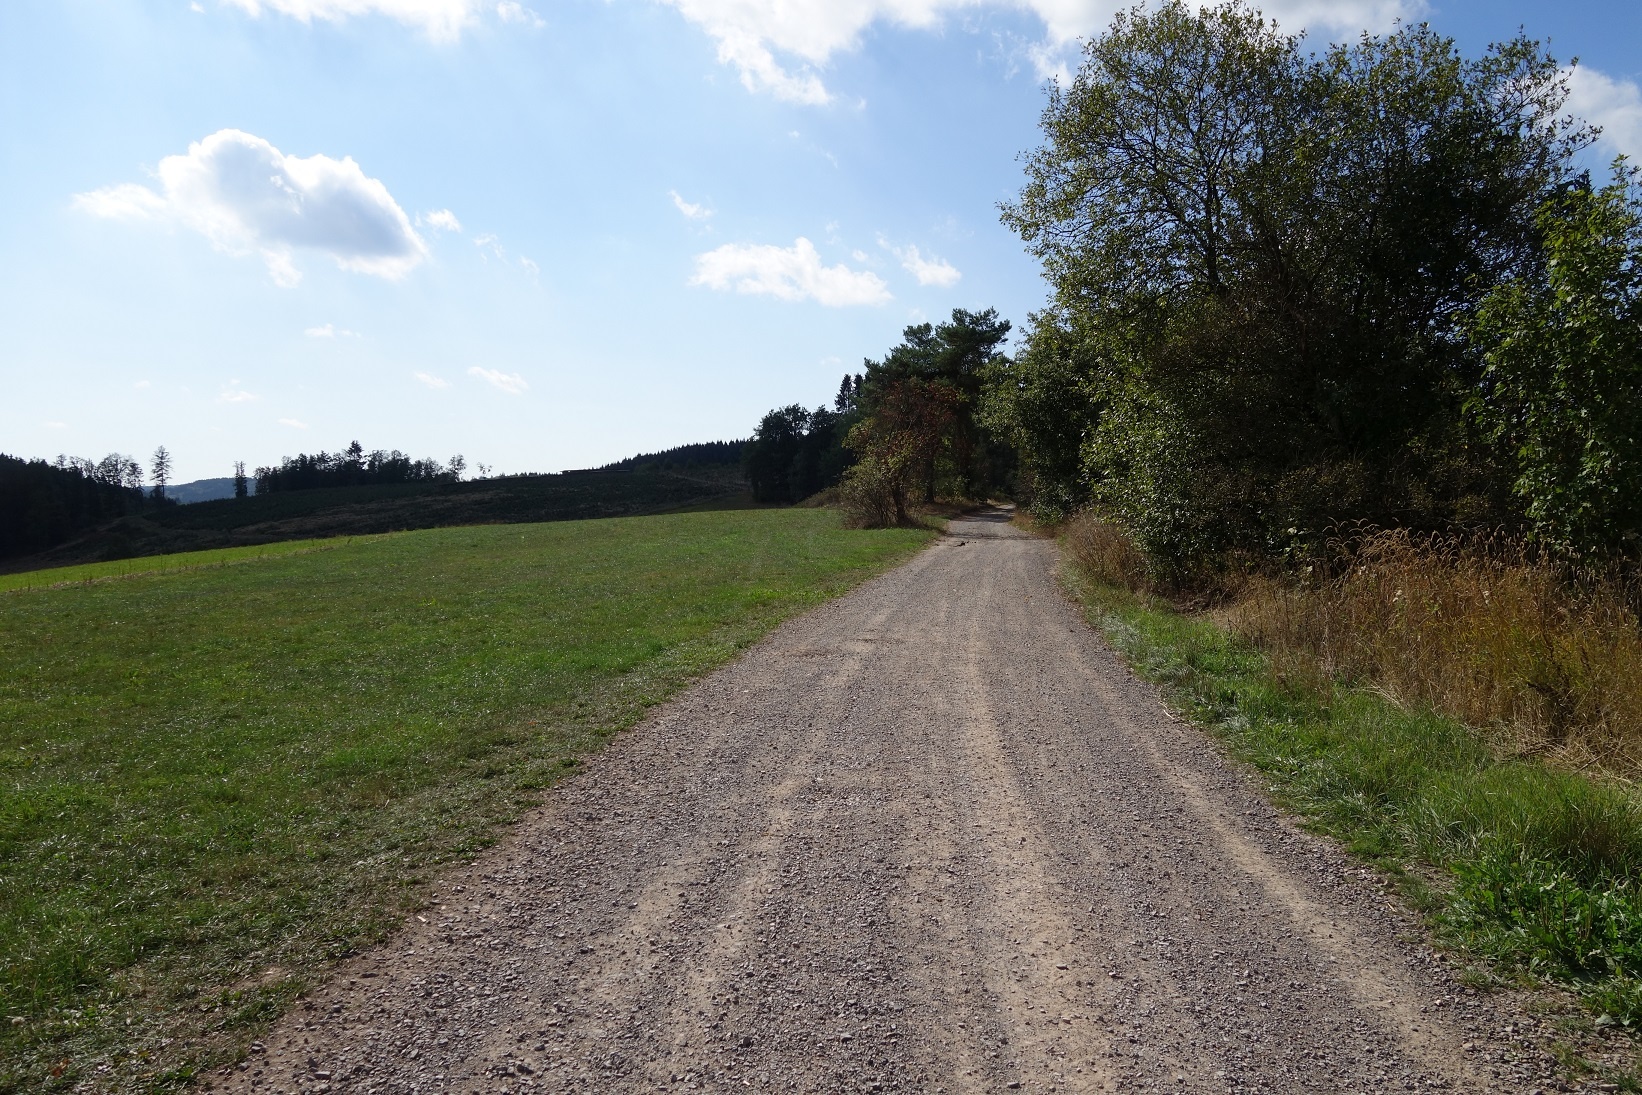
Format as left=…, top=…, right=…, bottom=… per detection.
left=994, top=0, right=1591, bottom=568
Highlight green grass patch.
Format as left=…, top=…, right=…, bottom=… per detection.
left=1063, top=570, right=1642, bottom=1035
left=0, top=537, right=371, bottom=593
left=0, top=508, right=933, bottom=1092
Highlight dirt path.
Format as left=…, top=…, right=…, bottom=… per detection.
left=220, top=510, right=1580, bottom=1094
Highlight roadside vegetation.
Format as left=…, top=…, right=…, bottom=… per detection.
left=0, top=508, right=933, bottom=1093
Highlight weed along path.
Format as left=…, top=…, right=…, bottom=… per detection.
left=221, top=510, right=1572, bottom=1094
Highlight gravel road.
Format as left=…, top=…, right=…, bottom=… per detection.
left=218, top=510, right=1586, bottom=1094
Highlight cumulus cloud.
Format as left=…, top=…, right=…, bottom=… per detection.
left=469, top=366, right=529, bottom=394
left=670, top=190, right=711, bottom=220
left=419, top=208, right=462, bottom=232
left=1567, top=66, right=1642, bottom=164
left=280, top=417, right=309, bottom=429
left=305, top=323, right=359, bottom=338
left=219, top=389, right=259, bottom=403
left=692, top=237, right=891, bottom=306
left=414, top=371, right=451, bottom=389
left=75, top=129, right=427, bottom=287
left=888, top=241, right=961, bottom=288
left=659, top=0, right=1422, bottom=102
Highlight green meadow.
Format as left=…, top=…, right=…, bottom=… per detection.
left=0, top=508, right=933, bottom=1092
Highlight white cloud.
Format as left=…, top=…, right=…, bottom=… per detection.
left=692, top=237, right=891, bottom=306
left=279, top=417, right=309, bottom=429
left=889, top=241, right=961, bottom=288
left=1567, top=66, right=1642, bottom=164
left=304, top=323, right=360, bottom=338
left=660, top=0, right=1422, bottom=103
left=73, top=183, right=167, bottom=220
left=134, top=379, right=152, bottom=390
left=670, top=189, right=711, bottom=220
left=495, top=1, right=543, bottom=27
left=468, top=366, right=529, bottom=394
left=414, top=371, right=451, bottom=389
left=75, top=129, right=427, bottom=286
left=217, top=0, right=482, bottom=41
left=219, top=389, right=259, bottom=403
left=419, top=208, right=462, bottom=232
left=43, top=420, right=67, bottom=429
left=471, top=233, right=537, bottom=275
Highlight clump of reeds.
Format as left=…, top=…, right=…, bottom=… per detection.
left=1223, top=529, right=1642, bottom=775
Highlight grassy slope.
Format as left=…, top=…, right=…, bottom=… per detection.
left=1063, top=565, right=1642, bottom=1084
left=0, top=508, right=933, bottom=1093
left=0, top=537, right=368, bottom=593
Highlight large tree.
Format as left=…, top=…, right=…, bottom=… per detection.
left=858, top=308, right=1013, bottom=501
left=998, top=0, right=1585, bottom=569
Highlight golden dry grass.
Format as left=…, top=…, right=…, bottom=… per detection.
left=1218, top=529, right=1642, bottom=775
left=1067, top=511, right=1642, bottom=773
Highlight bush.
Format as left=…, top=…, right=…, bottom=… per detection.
left=837, top=457, right=905, bottom=529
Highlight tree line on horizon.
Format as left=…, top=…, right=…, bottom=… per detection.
left=740, top=308, right=1015, bottom=521
left=0, top=448, right=176, bottom=560
left=252, top=442, right=468, bottom=493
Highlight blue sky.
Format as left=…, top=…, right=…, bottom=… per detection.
left=2, top=0, right=1639, bottom=483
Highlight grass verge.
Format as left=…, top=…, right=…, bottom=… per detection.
left=1061, top=547, right=1642, bottom=1082
left=0, top=508, right=933, bottom=1093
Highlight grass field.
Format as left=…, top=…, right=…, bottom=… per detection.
left=0, top=537, right=369, bottom=593
left=0, top=508, right=934, bottom=1093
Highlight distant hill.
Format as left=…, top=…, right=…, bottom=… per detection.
left=169, top=477, right=237, bottom=504
left=3, top=465, right=750, bottom=574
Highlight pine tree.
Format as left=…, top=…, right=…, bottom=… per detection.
left=150, top=446, right=172, bottom=501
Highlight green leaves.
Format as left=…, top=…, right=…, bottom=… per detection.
left=1470, top=166, right=1642, bottom=557
left=998, top=0, right=1588, bottom=569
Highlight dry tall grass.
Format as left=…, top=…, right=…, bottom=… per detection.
left=1066, top=512, right=1642, bottom=775
left=1064, top=511, right=1153, bottom=596
left=1225, top=530, right=1642, bottom=774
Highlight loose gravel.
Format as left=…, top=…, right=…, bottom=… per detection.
left=213, top=510, right=1591, bottom=1094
